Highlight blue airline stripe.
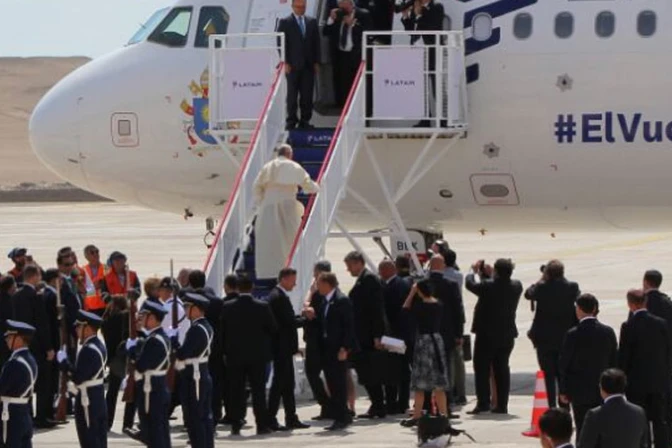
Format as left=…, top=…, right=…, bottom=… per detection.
left=466, top=64, right=480, bottom=83
left=465, top=27, right=501, bottom=56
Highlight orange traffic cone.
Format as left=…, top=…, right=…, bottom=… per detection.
left=522, top=371, right=549, bottom=438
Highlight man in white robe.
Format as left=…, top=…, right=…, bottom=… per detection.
left=253, top=144, right=319, bottom=278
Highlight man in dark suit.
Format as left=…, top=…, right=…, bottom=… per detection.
left=539, top=408, right=574, bottom=448
left=40, top=269, right=62, bottom=420
left=465, top=259, right=523, bottom=415
left=619, top=289, right=671, bottom=448
left=277, top=0, right=321, bottom=130
left=220, top=275, right=278, bottom=435
left=301, top=261, right=332, bottom=420
left=378, top=259, right=412, bottom=415
left=316, top=272, right=357, bottom=431
left=324, top=0, right=370, bottom=107
left=11, top=265, right=55, bottom=428
left=218, top=274, right=239, bottom=425
left=267, top=268, right=310, bottom=431
left=359, top=0, right=394, bottom=44
left=526, top=260, right=580, bottom=409
left=558, top=294, right=617, bottom=438
left=344, top=250, right=387, bottom=418
left=578, top=368, right=648, bottom=448
left=400, top=0, right=445, bottom=127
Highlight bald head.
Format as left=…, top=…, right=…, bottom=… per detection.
left=429, top=254, right=446, bottom=272
left=378, top=259, right=396, bottom=281
left=276, top=144, right=293, bottom=159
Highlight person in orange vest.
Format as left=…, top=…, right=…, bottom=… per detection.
left=82, top=245, right=108, bottom=317
left=100, top=251, right=141, bottom=432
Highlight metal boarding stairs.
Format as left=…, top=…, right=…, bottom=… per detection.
left=205, top=31, right=468, bottom=308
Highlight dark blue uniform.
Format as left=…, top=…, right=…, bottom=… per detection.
left=132, top=327, right=171, bottom=448
left=0, top=348, right=37, bottom=448
left=176, top=317, right=214, bottom=448
left=61, top=336, right=108, bottom=448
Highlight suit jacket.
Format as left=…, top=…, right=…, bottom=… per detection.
left=323, top=7, right=371, bottom=56
left=277, top=14, right=321, bottom=70
left=220, top=294, right=278, bottom=365
left=619, top=310, right=670, bottom=396
left=11, top=285, right=51, bottom=356
left=466, top=274, right=523, bottom=342
left=319, top=289, right=357, bottom=354
left=401, top=0, right=445, bottom=45
left=349, top=269, right=386, bottom=351
left=559, top=318, right=618, bottom=405
left=40, top=287, right=60, bottom=352
left=359, top=0, right=393, bottom=32
left=526, top=279, right=580, bottom=351
left=201, top=286, right=224, bottom=367
left=646, top=289, right=672, bottom=348
left=577, top=396, right=648, bottom=448
left=428, top=272, right=465, bottom=347
left=267, top=286, right=303, bottom=357
left=383, top=276, right=412, bottom=343
left=304, top=290, right=325, bottom=348
left=219, top=292, right=238, bottom=359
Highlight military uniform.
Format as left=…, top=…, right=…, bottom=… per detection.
left=128, top=301, right=171, bottom=448
left=175, top=293, right=214, bottom=448
left=57, top=310, right=108, bottom=448
left=0, top=320, right=38, bottom=448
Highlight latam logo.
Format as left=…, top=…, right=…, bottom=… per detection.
left=307, top=135, right=331, bottom=144
left=384, top=79, right=416, bottom=87
left=232, top=81, right=262, bottom=89
left=555, top=112, right=672, bottom=144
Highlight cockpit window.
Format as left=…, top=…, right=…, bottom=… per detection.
left=148, top=7, right=193, bottom=48
left=195, top=7, right=230, bottom=48
left=128, top=8, right=169, bottom=45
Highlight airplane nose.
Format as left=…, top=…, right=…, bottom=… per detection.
left=29, top=79, right=87, bottom=187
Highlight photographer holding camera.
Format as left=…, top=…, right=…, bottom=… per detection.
left=324, top=0, right=371, bottom=108
left=525, top=260, right=580, bottom=409
left=465, top=259, right=523, bottom=415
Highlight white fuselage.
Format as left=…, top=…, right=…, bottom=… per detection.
left=29, top=0, right=672, bottom=231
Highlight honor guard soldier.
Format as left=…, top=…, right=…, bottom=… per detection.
left=57, top=310, right=108, bottom=448
left=0, top=320, right=38, bottom=448
left=126, top=301, right=171, bottom=448
left=175, top=292, right=215, bottom=448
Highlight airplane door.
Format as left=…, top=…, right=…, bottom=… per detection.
left=470, top=174, right=520, bottom=206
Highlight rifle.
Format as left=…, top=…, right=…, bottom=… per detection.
left=122, top=266, right=137, bottom=403
left=54, top=277, right=69, bottom=422
left=166, top=259, right=177, bottom=392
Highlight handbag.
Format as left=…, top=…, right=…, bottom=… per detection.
left=461, top=334, right=472, bottom=362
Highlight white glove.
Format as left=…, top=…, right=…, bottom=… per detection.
left=57, top=350, right=68, bottom=364
left=125, top=338, right=138, bottom=351
left=175, top=360, right=186, bottom=371
left=120, top=376, right=128, bottom=392
left=167, top=328, right=178, bottom=339
left=67, top=381, right=78, bottom=396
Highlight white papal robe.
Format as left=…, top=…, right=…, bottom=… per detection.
left=253, top=156, right=319, bottom=278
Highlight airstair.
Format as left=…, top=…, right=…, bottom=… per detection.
left=205, top=31, right=468, bottom=308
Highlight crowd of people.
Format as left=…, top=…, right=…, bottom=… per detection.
left=3, top=239, right=672, bottom=447
left=281, top=0, right=446, bottom=130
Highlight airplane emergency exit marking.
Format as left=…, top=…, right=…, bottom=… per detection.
left=555, top=113, right=672, bottom=144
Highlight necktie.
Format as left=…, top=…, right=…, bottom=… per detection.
left=323, top=300, right=331, bottom=338
left=340, top=21, right=348, bottom=50
left=299, top=16, right=306, bottom=37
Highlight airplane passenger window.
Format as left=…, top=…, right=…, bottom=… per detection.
left=148, top=7, right=193, bottom=48
left=555, top=12, right=574, bottom=39
left=195, top=7, right=230, bottom=48
left=638, top=10, right=656, bottom=37
left=513, top=13, right=533, bottom=39
left=472, top=13, right=493, bottom=42
left=595, top=11, right=615, bottom=38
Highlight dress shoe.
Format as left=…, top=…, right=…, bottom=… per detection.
left=357, top=407, right=386, bottom=419
left=311, top=408, right=332, bottom=420
left=269, top=420, right=289, bottom=432
left=491, top=407, right=508, bottom=414
left=325, top=421, right=349, bottom=431
left=285, top=123, right=297, bottom=131
left=298, top=122, right=315, bottom=130
left=286, top=418, right=310, bottom=430
left=454, top=397, right=468, bottom=406
left=33, top=419, right=57, bottom=429
left=400, top=418, right=418, bottom=428
left=449, top=412, right=460, bottom=420
left=231, top=426, right=241, bottom=436
left=123, top=427, right=143, bottom=442
left=466, top=406, right=490, bottom=415
left=256, top=427, right=273, bottom=436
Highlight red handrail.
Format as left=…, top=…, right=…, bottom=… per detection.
left=203, top=62, right=285, bottom=272
left=284, top=61, right=366, bottom=267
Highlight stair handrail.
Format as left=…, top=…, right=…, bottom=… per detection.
left=204, top=62, right=286, bottom=293
left=285, top=62, right=366, bottom=310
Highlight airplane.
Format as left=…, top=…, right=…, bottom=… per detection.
left=28, top=0, right=672, bottom=260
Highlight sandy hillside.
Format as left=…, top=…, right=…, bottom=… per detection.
left=0, top=57, right=89, bottom=187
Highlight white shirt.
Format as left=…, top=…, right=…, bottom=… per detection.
left=633, top=308, right=647, bottom=315
left=278, top=285, right=292, bottom=296
left=327, top=12, right=356, bottom=52
left=604, top=394, right=625, bottom=404
left=293, top=13, right=306, bottom=36
left=579, top=316, right=597, bottom=323
left=385, top=275, right=397, bottom=285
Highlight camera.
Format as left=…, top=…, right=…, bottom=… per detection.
left=394, top=0, right=415, bottom=13
left=540, top=264, right=546, bottom=273
left=335, top=8, right=346, bottom=21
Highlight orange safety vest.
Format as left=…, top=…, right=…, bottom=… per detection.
left=103, top=269, right=138, bottom=296
left=83, top=264, right=107, bottom=311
